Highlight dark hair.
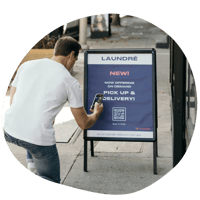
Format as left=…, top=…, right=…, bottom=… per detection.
left=54, top=36, right=82, bottom=57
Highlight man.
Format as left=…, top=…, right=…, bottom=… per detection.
left=4, top=36, right=104, bottom=183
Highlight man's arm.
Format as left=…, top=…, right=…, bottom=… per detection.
left=10, top=86, right=17, bottom=106
left=70, top=102, right=103, bottom=130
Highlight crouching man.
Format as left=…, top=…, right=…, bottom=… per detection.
left=4, top=36, right=103, bottom=183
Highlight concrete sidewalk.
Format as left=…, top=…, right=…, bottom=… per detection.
left=6, top=16, right=172, bottom=194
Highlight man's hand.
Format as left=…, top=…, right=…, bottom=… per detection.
left=90, top=102, right=104, bottom=115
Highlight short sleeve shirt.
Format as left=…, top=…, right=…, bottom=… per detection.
left=4, top=58, right=83, bottom=145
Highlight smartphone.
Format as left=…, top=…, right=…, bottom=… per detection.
left=91, top=94, right=104, bottom=110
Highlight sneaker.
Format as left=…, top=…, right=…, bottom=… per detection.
left=27, top=162, right=38, bottom=175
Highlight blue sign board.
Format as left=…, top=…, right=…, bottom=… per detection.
left=84, top=49, right=157, bottom=142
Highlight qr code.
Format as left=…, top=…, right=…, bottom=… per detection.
left=112, top=107, right=126, bottom=121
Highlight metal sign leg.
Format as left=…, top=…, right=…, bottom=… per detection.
left=91, top=140, right=94, bottom=157
left=156, top=140, right=158, bottom=157
left=84, top=139, right=88, bottom=172
left=153, top=141, right=157, bottom=174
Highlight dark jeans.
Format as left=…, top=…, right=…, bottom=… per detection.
left=4, top=130, right=60, bottom=183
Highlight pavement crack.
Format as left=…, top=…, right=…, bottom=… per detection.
left=61, top=152, right=80, bottom=184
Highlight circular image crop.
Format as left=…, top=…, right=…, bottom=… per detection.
left=1, top=13, right=197, bottom=195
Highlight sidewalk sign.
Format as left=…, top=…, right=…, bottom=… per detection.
left=84, top=49, right=158, bottom=174
left=91, top=14, right=111, bottom=38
